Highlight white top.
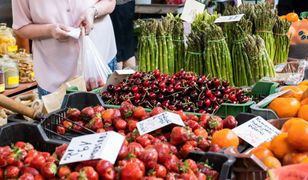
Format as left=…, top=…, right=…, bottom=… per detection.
left=12, top=0, right=117, bottom=92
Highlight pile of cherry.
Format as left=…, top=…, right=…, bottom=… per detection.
left=101, top=70, right=251, bottom=113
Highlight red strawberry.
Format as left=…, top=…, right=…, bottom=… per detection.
left=21, top=167, right=40, bottom=176
left=114, top=118, right=127, bottom=130
left=170, top=127, right=191, bottom=145
left=4, top=165, right=19, bottom=179
left=81, top=107, right=95, bottom=120
left=66, top=108, right=81, bottom=121
left=19, top=173, right=34, bottom=180
left=79, top=166, right=99, bottom=180
left=54, top=144, right=68, bottom=159
left=40, top=162, right=57, bottom=178
left=133, top=106, right=147, bottom=119
left=58, top=165, right=71, bottom=179
left=73, top=121, right=85, bottom=131
left=96, top=160, right=115, bottom=180
left=87, top=117, right=104, bottom=131
left=56, top=126, right=66, bottom=135
left=93, top=106, right=105, bottom=114
left=120, top=101, right=135, bottom=118
left=150, top=107, right=164, bottom=116
left=30, top=154, right=46, bottom=169
left=208, top=116, right=223, bottom=130
left=62, top=120, right=73, bottom=130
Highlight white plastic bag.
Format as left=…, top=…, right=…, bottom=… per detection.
left=78, top=34, right=112, bottom=91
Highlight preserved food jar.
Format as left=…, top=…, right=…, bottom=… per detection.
left=2, top=56, right=19, bottom=89
left=0, top=62, right=4, bottom=92
left=0, top=23, right=17, bottom=55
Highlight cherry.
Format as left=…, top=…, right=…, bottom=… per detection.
left=132, top=86, right=139, bottom=93
left=204, top=99, right=211, bottom=107
left=143, top=80, right=150, bottom=87
left=213, top=78, right=221, bottom=87
left=229, top=94, right=237, bottom=101
left=134, top=72, right=141, bottom=78
left=210, top=96, right=217, bottom=102
left=205, top=90, right=212, bottom=97
left=107, top=85, right=114, bottom=91
left=134, top=93, right=141, bottom=100
left=214, top=90, right=222, bottom=98
left=159, top=81, right=166, bottom=89
left=167, top=87, right=174, bottom=93
left=149, top=92, right=157, bottom=99
left=197, top=100, right=204, bottom=108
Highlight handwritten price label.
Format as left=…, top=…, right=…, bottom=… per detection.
left=137, top=112, right=185, bottom=135
left=214, top=14, right=245, bottom=23
left=59, top=132, right=125, bottom=165
left=232, top=116, right=281, bottom=147
left=181, top=0, right=205, bottom=23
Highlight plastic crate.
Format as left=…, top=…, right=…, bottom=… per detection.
left=214, top=101, right=255, bottom=119
left=187, top=151, right=236, bottom=180
left=250, top=104, right=279, bottom=120
left=0, top=122, right=64, bottom=153
left=252, top=81, right=279, bottom=99
left=235, top=112, right=258, bottom=126
left=61, top=92, right=104, bottom=110
left=7, top=114, right=38, bottom=124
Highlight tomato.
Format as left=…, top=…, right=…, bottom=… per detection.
left=139, top=147, right=158, bottom=169
left=154, top=164, right=167, bottom=178
left=58, top=165, right=71, bottom=178
left=127, top=142, right=144, bottom=157
left=19, top=173, right=35, bottom=180
left=80, top=166, right=99, bottom=180
left=154, top=143, right=171, bottom=163
left=120, top=162, right=144, bottom=180
left=96, top=160, right=115, bottom=180
left=4, top=165, right=20, bottom=179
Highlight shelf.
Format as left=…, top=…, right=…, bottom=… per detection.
left=2, top=82, right=37, bottom=97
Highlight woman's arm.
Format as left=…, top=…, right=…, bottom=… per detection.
left=94, top=0, right=116, bottom=18
left=14, top=24, right=70, bottom=41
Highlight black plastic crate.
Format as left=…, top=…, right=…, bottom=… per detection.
left=7, top=114, right=38, bottom=124
left=0, top=122, right=65, bottom=153
left=187, top=151, right=236, bottom=180
left=61, top=92, right=104, bottom=110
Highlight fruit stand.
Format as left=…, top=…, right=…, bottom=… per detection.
left=1, top=1, right=308, bottom=180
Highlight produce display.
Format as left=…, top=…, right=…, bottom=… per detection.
left=101, top=70, right=251, bottom=113
left=251, top=118, right=308, bottom=169
left=273, top=17, right=291, bottom=65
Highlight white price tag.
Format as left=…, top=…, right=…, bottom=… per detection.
left=232, top=116, right=281, bottom=147
left=257, top=90, right=290, bottom=108
left=59, top=132, right=125, bottom=165
left=137, top=112, right=185, bottom=135
left=214, top=14, right=245, bottom=23
left=181, top=0, right=205, bottom=23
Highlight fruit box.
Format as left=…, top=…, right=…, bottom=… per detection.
left=187, top=151, right=236, bottom=180
left=60, top=92, right=104, bottom=110
left=251, top=81, right=279, bottom=100
left=0, top=122, right=64, bottom=153
left=250, top=104, right=279, bottom=120
left=214, top=101, right=255, bottom=119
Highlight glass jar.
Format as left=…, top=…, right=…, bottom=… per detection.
left=0, top=62, right=4, bottom=93
left=0, top=23, right=17, bottom=55
left=10, top=49, right=35, bottom=83
left=3, top=56, right=19, bottom=89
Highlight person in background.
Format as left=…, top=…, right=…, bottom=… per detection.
left=12, top=0, right=117, bottom=98
left=110, top=0, right=136, bottom=70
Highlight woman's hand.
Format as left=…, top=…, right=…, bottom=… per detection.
left=49, top=24, right=70, bottom=42
left=77, top=8, right=96, bottom=35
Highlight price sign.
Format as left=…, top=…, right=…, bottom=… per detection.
left=181, top=0, right=205, bottom=23
left=214, top=14, right=245, bottom=23
left=232, top=116, right=280, bottom=147
left=137, top=112, right=185, bottom=135
left=59, top=132, right=125, bottom=165
left=257, top=90, right=290, bottom=108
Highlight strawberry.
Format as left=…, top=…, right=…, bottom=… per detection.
left=120, top=101, right=135, bottom=118
left=86, top=117, right=103, bottom=131
left=40, top=162, right=57, bottom=178
left=4, top=165, right=19, bottom=179
left=66, top=108, right=81, bottom=121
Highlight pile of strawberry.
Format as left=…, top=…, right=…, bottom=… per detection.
left=0, top=141, right=219, bottom=180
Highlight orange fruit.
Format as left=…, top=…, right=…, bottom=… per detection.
left=299, top=80, right=308, bottom=86
left=281, top=118, right=307, bottom=132
left=259, top=141, right=271, bottom=149
left=297, top=85, right=308, bottom=92
left=268, top=97, right=301, bottom=118
left=270, top=133, right=294, bottom=159
left=287, top=120, right=308, bottom=151
left=251, top=147, right=274, bottom=161
left=302, top=157, right=308, bottom=164
left=280, top=86, right=304, bottom=101
left=262, top=156, right=282, bottom=169
left=301, top=98, right=308, bottom=106
left=298, top=105, right=308, bottom=121
left=286, top=12, right=299, bottom=22
left=212, top=129, right=239, bottom=148
left=283, top=152, right=308, bottom=165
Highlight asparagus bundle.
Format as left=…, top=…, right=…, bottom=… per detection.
left=167, top=13, right=185, bottom=72
left=185, top=31, right=204, bottom=75
left=191, top=11, right=218, bottom=31
left=230, top=19, right=254, bottom=86
left=254, top=3, right=276, bottom=61
left=245, top=35, right=276, bottom=82
left=157, top=17, right=175, bottom=74
left=203, top=24, right=234, bottom=86
left=136, top=19, right=159, bottom=72
left=273, top=17, right=291, bottom=64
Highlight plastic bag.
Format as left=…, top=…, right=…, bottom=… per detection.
left=79, top=35, right=112, bottom=91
